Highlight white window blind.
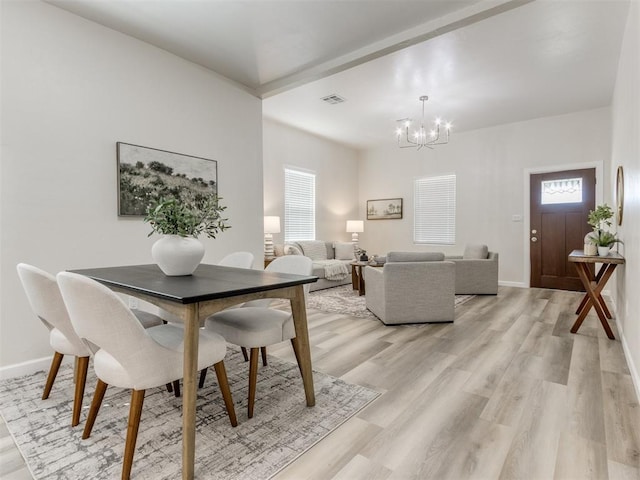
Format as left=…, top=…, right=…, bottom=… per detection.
left=284, top=168, right=316, bottom=242
left=414, top=174, right=456, bottom=245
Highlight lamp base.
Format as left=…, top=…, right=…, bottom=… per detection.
left=264, top=233, right=274, bottom=258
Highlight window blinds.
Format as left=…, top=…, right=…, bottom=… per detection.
left=414, top=174, right=456, bottom=245
left=284, top=168, right=316, bottom=242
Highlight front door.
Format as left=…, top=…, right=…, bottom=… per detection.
left=530, top=168, right=596, bottom=291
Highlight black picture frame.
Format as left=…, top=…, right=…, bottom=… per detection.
left=367, top=198, right=403, bottom=220
left=117, top=142, right=218, bottom=216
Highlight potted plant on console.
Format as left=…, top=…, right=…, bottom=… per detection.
left=585, top=204, right=622, bottom=257
left=144, top=195, right=230, bottom=276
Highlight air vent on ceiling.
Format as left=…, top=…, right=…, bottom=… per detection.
left=321, top=94, right=346, bottom=105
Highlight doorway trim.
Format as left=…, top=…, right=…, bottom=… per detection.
left=523, top=161, right=604, bottom=288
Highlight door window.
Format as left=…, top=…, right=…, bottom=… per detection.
left=540, top=178, right=582, bottom=205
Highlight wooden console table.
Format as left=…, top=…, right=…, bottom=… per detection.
left=568, top=249, right=624, bottom=339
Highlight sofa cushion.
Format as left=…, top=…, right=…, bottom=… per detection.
left=463, top=244, right=489, bottom=259
left=387, top=251, right=445, bottom=262
left=297, top=240, right=328, bottom=260
left=334, top=242, right=355, bottom=260
left=284, top=244, right=303, bottom=255
left=325, top=241, right=335, bottom=259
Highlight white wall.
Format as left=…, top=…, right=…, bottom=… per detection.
left=358, top=108, right=611, bottom=285
left=611, top=0, right=640, bottom=396
left=263, top=119, right=360, bottom=245
left=0, top=1, right=264, bottom=372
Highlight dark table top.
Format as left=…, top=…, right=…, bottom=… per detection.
left=70, top=264, right=318, bottom=304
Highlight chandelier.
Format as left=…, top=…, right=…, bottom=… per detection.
left=396, top=95, right=451, bottom=150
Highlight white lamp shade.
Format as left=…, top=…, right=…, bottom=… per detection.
left=264, top=216, right=281, bottom=234
left=346, top=220, right=364, bottom=233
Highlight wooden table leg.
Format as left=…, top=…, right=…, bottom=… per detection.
left=290, top=285, right=315, bottom=407
left=575, top=263, right=609, bottom=315
left=571, top=263, right=616, bottom=339
left=351, top=264, right=358, bottom=291
left=182, top=304, right=199, bottom=480
left=358, top=265, right=365, bottom=296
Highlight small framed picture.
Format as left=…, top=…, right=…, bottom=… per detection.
left=367, top=198, right=403, bottom=220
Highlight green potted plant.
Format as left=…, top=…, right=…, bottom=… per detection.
left=585, top=204, right=621, bottom=256
left=144, top=195, right=230, bottom=275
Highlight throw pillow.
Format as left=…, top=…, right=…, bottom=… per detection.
left=297, top=240, right=328, bottom=261
left=463, top=244, right=489, bottom=259
left=284, top=244, right=303, bottom=256
left=273, top=244, right=285, bottom=257
left=334, top=242, right=355, bottom=260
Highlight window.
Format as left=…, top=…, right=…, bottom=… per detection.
left=540, top=177, right=582, bottom=204
left=284, top=168, right=315, bottom=242
left=414, top=174, right=456, bottom=245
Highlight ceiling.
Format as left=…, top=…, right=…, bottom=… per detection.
left=47, top=0, right=630, bottom=150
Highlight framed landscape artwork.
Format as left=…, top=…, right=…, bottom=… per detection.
left=367, top=198, right=403, bottom=220
left=117, top=142, right=218, bottom=216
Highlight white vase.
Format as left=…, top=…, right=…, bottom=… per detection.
left=584, top=243, right=597, bottom=256
left=597, top=245, right=610, bottom=257
left=151, top=235, right=204, bottom=276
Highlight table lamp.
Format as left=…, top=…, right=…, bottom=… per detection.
left=264, top=216, right=280, bottom=258
left=346, top=220, right=364, bottom=244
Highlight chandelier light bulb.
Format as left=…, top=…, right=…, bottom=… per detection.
left=435, top=118, right=441, bottom=125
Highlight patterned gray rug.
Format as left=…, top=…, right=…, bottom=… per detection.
left=307, top=284, right=475, bottom=318
left=0, top=348, right=379, bottom=479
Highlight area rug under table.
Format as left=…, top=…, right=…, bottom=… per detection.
left=0, top=348, right=379, bottom=479
left=307, top=284, right=475, bottom=318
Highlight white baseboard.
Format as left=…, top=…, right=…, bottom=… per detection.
left=499, top=281, right=527, bottom=288
left=0, top=355, right=72, bottom=380
left=616, top=317, right=640, bottom=403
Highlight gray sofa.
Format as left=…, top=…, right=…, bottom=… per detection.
left=445, top=244, right=499, bottom=295
left=364, top=251, right=455, bottom=325
left=274, top=240, right=354, bottom=292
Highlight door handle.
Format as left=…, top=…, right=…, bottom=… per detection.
left=531, top=237, right=538, bottom=242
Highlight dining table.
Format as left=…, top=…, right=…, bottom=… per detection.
left=70, top=263, right=318, bottom=480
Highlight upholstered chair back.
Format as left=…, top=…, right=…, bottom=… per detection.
left=244, top=255, right=313, bottom=309
left=218, top=251, right=254, bottom=268
left=17, top=263, right=89, bottom=357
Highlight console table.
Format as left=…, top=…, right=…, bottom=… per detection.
left=568, top=249, right=624, bottom=339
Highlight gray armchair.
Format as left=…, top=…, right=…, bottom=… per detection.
left=446, top=245, right=498, bottom=295
left=364, top=252, right=455, bottom=325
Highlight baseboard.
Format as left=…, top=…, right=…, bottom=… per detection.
left=0, top=355, right=72, bottom=380
left=616, top=317, right=640, bottom=403
left=498, top=280, right=527, bottom=288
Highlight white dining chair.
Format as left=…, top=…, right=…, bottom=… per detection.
left=57, top=271, right=237, bottom=480
left=17, top=263, right=93, bottom=427
left=197, top=251, right=255, bottom=389
left=17, top=264, right=171, bottom=423
left=203, top=255, right=313, bottom=418
left=218, top=251, right=254, bottom=269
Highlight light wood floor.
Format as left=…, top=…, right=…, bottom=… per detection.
left=2, top=286, right=639, bottom=479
